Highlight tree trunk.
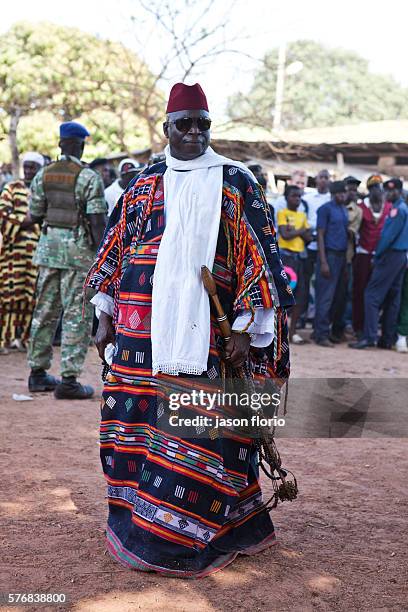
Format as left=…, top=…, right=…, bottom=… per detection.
left=9, top=108, right=22, bottom=178
left=118, top=111, right=127, bottom=151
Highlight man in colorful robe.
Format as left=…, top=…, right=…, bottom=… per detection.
left=86, top=83, right=294, bottom=577
left=0, top=152, right=43, bottom=353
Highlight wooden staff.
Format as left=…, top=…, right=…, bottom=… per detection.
left=201, top=265, right=231, bottom=342
left=201, top=267, right=298, bottom=505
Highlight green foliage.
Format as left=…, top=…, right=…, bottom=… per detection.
left=0, top=109, right=149, bottom=161
left=227, top=40, right=408, bottom=130
left=0, top=21, right=164, bottom=162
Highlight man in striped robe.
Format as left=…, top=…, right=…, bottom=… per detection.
left=86, top=84, right=294, bottom=577
left=0, top=152, right=43, bottom=353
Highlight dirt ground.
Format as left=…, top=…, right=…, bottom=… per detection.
left=1, top=340, right=408, bottom=612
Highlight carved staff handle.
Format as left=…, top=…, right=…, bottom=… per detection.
left=201, top=265, right=232, bottom=342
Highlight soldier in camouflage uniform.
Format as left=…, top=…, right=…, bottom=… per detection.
left=27, top=121, right=107, bottom=399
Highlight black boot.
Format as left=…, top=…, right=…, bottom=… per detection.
left=377, top=337, right=392, bottom=350
left=54, top=376, right=94, bottom=400
left=28, top=369, right=60, bottom=392
left=348, top=339, right=376, bottom=349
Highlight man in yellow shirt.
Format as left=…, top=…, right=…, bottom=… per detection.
left=277, top=185, right=312, bottom=343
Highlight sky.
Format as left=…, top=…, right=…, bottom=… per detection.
left=2, top=0, right=408, bottom=122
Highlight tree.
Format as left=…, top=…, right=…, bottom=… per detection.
left=226, top=40, right=408, bottom=132
left=0, top=21, right=161, bottom=174
left=127, top=0, right=242, bottom=146
left=0, top=109, right=149, bottom=164
left=0, top=6, right=243, bottom=170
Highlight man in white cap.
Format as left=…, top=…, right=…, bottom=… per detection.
left=0, top=152, right=43, bottom=353
left=104, top=158, right=144, bottom=216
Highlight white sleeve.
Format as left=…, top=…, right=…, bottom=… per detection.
left=232, top=308, right=275, bottom=348
left=90, top=291, right=114, bottom=318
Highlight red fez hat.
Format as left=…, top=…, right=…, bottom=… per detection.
left=166, top=82, right=209, bottom=113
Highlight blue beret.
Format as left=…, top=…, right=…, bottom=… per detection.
left=59, top=121, right=90, bottom=140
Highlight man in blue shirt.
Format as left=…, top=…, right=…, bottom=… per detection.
left=301, top=169, right=332, bottom=326
left=314, top=181, right=348, bottom=346
left=350, top=178, right=408, bottom=349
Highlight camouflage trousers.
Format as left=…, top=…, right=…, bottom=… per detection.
left=27, top=266, right=93, bottom=377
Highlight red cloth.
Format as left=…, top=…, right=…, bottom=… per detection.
left=357, top=200, right=392, bottom=253
left=166, top=83, right=209, bottom=113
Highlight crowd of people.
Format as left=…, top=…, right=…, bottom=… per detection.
left=249, top=166, right=408, bottom=352
left=0, top=125, right=152, bottom=399
left=0, top=82, right=407, bottom=578
left=0, top=124, right=407, bottom=388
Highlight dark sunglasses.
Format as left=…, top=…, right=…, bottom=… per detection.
left=170, top=117, right=212, bottom=132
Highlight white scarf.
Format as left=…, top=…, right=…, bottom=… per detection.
left=151, top=145, right=255, bottom=376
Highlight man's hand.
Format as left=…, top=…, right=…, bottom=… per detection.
left=320, top=261, right=331, bottom=279
left=95, top=312, right=115, bottom=360
left=88, top=213, right=107, bottom=249
left=224, top=331, right=251, bottom=368
left=301, top=228, right=313, bottom=243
